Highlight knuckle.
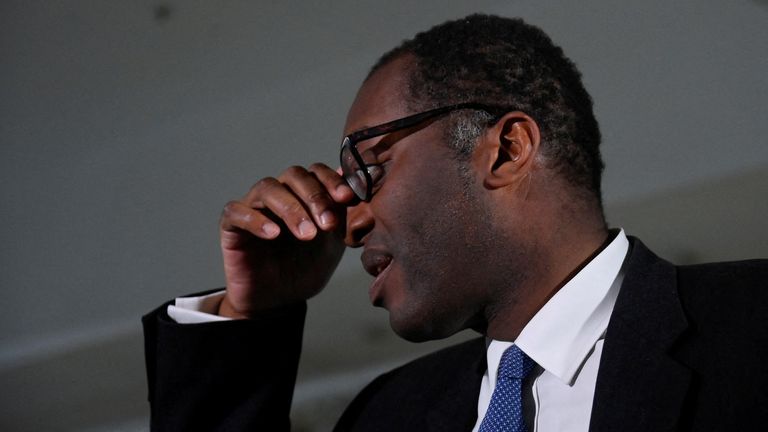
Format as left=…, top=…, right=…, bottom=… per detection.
left=249, top=177, right=281, bottom=203
left=253, top=177, right=279, bottom=191
left=307, top=162, right=328, bottom=173
left=306, top=189, right=330, bottom=205
left=222, top=200, right=240, bottom=217
left=281, top=200, right=305, bottom=216
left=283, top=165, right=307, bottom=178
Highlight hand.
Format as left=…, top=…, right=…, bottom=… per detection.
left=218, top=163, right=356, bottom=318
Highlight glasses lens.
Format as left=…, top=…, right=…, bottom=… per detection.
left=340, top=141, right=368, bottom=200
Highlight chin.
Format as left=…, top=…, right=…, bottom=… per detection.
left=388, top=310, right=459, bottom=343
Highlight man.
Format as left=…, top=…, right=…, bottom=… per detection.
left=143, top=14, right=768, bottom=431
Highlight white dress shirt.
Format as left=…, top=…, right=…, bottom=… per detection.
left=472, top=230, right=628, bottom=432
left=168, top=290, right=230, bottom=323
left=171, top=231, right=629, bottom=432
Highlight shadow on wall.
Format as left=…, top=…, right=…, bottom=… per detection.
left=606, top=164, right=768, bottom=264
left=0, top=328, right=148, bottom=431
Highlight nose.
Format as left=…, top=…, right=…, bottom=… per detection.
left=345, top=200, right=374, bottom=247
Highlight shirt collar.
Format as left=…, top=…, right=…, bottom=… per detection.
left=486, top=229, right=629, bottom=386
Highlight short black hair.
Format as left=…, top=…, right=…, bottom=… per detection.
left=370, top=14, right=604, bottom=204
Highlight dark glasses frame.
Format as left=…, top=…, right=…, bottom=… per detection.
left=340, top=102, right=510, bottom=201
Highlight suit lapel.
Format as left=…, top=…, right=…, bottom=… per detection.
left=422, top=340, right=486, bottom=432
left=589, top=239, right=692, bottom=432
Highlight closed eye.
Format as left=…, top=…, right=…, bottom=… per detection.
left=366, top=164, right=386, bottom=186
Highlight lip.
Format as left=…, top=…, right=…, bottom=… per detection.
left=361, top=248, right=392, bottom=276
left=368, top=260, right=393, bottom=306
left=361, top=248, right=393, bottom=305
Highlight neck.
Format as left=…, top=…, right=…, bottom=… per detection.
left=482, top=203, right=610, bottom=341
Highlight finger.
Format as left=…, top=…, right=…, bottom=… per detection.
left=309, top=163, right=356, bottom=203
left=249, top=175, right=318, bottom=240
left=277, top=166, right=341, bottom=232
left=220, top=200, right=281, bottom=242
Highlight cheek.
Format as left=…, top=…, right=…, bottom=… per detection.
left=397, top=184, right=477, bottom=279
left=377, top=149, right=480, bottom=268
left=386, top=157, right=458, bottom=220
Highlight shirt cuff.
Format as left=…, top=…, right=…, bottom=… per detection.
left=167, top=290, right=233, bottom=324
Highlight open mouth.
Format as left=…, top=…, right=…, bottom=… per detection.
left=361, top=249, right=394, bottom=305
left=361, top=249, right=393, bottom=277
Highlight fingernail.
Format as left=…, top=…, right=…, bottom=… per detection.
left=262, top=223, right=280, bottom=237
left=336, top=184, right=351, bottom=195
left=319, top=210, right=334, bottom=227
left=298, top=220, right=316, bottom=237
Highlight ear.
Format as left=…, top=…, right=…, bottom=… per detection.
left=478, top=111, right=541, bottom=189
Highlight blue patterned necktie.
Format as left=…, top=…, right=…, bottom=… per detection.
left=479, top=344, right=534, bottom=432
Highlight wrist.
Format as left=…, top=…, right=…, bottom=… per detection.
left=217, top=294, right=255, bottom=319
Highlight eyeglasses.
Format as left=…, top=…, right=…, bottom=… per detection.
left=340, top=102, right=507, bottom=202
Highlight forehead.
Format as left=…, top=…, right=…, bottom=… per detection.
left=344, top=56, right=415, bottom=136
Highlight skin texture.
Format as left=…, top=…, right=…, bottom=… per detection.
left=218, top=163, right=353, bottom=318
left=344, top=61, right=503, bottom=341
left=218, top=55, right=609, bottom=342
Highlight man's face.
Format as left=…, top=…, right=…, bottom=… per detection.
left=343, top=57, right=503, bottom=342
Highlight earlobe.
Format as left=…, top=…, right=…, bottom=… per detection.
left=482, top=112, right=540, bottom=189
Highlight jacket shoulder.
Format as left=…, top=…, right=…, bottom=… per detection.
left=678, top=258, right=768, bottom=284
left=675, top=258, right=768, bottom=316
left=334, top=337, right=485, bottom=431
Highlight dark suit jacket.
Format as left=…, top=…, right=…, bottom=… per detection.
left=143, top=239, right=768, bottom=431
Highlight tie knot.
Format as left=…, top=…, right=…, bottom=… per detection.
left=499, top=345, right=533, bottom=380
